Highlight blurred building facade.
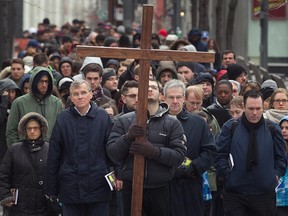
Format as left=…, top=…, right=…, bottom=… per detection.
left=22, top=0, right=288, bottom=73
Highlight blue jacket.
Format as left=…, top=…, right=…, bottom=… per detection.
left=215, top=117, right=287, bottom=195
left=177, top=109, right=216, bottom=175
left=46, top=102, right=113, bottom=203
left=276, top=166, right=288, bottom=206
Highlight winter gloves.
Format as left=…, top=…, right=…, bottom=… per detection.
left=130, top=141, right=159, bottom=159
left=125, top=124, right=159, bottom=159
left=125, top=124, right=146, bottom=142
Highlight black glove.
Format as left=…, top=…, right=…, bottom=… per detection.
left=129, top=141, right=159, bottom=159
left=184, top=163, right=198, bottom=178
left=125, top=124, right=146, bottom=142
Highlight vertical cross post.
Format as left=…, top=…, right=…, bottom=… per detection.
left=131, top=5, right=153, bottom=216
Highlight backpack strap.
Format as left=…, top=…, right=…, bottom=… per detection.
left=231, top=118, right=275, bottom=137
left=265, top=119, right=276, bottom=137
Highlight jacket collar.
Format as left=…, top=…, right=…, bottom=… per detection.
left=176, top=108, right=189, bottom=120
left=70, top=102, right=99, bottom=118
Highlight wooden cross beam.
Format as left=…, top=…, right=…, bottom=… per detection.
left=77, top=4, right=214, bottom=216
left=77, top=46, right=215, bottom=63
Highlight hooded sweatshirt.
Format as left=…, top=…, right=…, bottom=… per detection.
left=155, top=61, right=178, bottom=83
left=18, top=73, right=31, bottom=94
left=73, top=57, right=103, bottom=81
left=6, top=67, right=63, bottom=146
left=0, top=78, right=22, bottom=162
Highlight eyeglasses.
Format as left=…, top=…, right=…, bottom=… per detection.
left=125, top=94, right=138, bottom=99
left=273, top=99, right=288, bottom=103
left=26, top=126, right=40, bottom=132
left=186, top=101, right=202, bottom=106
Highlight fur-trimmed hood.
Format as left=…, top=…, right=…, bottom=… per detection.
left=18, top=112, right=48, bottom=140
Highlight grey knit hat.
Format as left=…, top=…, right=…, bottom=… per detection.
left=261, top=79, right=278, bottom=91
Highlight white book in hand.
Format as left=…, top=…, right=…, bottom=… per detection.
left=0, top=188, right=18, bottom=206
left=228, top=153, right=234, bottom=169
left=105, top=171, right=117, bottom=191
left=13, top=189, right=18, bottom=205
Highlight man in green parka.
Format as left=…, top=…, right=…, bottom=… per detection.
left=6, top=66, right=63, bottom=146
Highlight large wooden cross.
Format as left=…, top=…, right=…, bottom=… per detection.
left=77, top=4, right=214, bottom=216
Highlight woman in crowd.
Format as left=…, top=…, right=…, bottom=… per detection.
left=207, top=80, right=233, bottom=127
left=0, top=112, right=58, bottom=216
left=264, top=88, right=288, bottom=123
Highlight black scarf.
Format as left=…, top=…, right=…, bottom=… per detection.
left=122, top=104, right=133, bottom=114
left=241, top=113, right=264, bottom=171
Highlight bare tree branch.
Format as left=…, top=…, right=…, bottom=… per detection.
left=191, top=0, right=198, bottom=28
left=216, top=0, right=224, bottom=51
left=199, top=0, right=209, bottom=31
left=226, top=0, right=238, bottom=50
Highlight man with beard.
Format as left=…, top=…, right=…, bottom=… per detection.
left=114, top=80, right=138, bottom=119
left=6, top=67, right=63, bottom=145
left=107, top=79, right=186, bottom=216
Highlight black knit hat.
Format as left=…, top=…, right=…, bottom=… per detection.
left=260, top=87, right=275, bottom=101
left=227, top=64, right=246, bottom=80
left=194, top=72, right=214, bottom=86
left=62, top=35, right=73, bottom=44
left=101, top=68, right=117, bottom=86
left=103, top=37, right=117, bottom=47
left=176, top=62, right=195, bottom=73
left=105, top=59, right=119, bottom=68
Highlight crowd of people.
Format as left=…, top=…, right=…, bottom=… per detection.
left=0, top=17, right=287, bottom=216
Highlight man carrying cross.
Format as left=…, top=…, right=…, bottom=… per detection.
left=106, top=78, right=187, bottom=216
left=77, top=5, right=214, bottom=216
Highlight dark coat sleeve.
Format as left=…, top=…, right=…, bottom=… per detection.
left=214, top=120, right=233, bottom=178
left=272, top=124, right=287, bottom=178
left=106, top=116, right=133, bottom=163
left=45, top=117, right=63, bottom=196
left=0, top=148, right=14, bottom=201
left=0, top=95, right=8, bottom=125
left=190, top=118, right=216, bottom=175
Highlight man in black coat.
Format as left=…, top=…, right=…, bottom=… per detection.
left=46, top=80, right=113, bottom=216
left=163, top=79, right=216, bottom=216
left=107, top=79, right=186, bottom=216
